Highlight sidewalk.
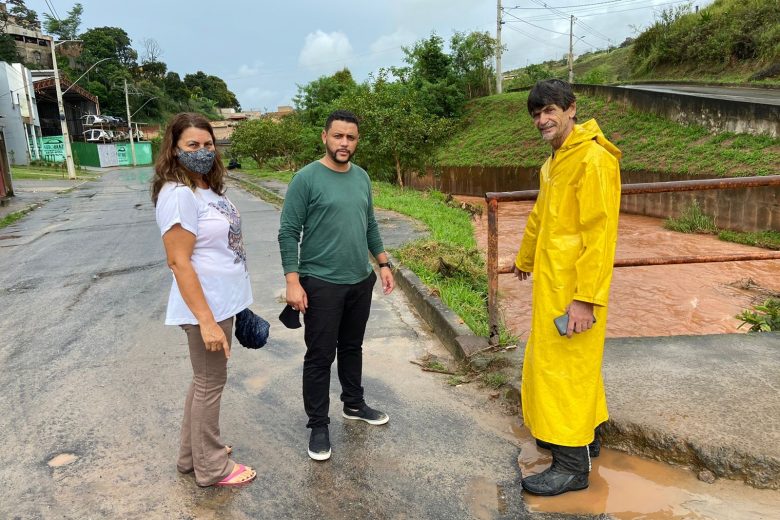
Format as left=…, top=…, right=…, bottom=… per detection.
left=0, top=179, right=84, bottom=221
left=229, top=170, right=780, bottom=491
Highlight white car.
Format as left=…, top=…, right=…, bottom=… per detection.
left=81, top=114, right=110, bottom=127
left=83, top=129, right=112, bottom=142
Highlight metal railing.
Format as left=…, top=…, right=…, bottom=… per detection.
left=484, top=175, right=780, bottom=346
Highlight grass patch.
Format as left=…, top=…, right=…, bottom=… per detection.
left=664, top=200, right=717, bottom=233
left=229, top=158, right=294, bottom=184
left=372, top=183, right=516, bottom=345
left=11, top=165, right=99, bottom=181
left=480, top=372, right=509, bottom=389
left=0, top=207, right=34, bottom=229
left=664, top=200, right=780, bottom=251
left=717, top=230, right=780, bottom=250
left=437, top=91, right=780, bottom=176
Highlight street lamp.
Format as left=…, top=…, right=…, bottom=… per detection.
left=62, top=57, right=112, bottom=95
left=48, top=38, right=80, bottom=180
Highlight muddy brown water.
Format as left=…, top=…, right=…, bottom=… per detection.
left=458, top=197, right=780, bottom=338
left=507, top=419, right=780, bottom=519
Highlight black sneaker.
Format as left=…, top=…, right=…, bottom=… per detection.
left=342, top=404, right=389, bottom=425
left=307, top=426, right=331, bottom=461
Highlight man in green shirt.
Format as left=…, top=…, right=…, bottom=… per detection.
left=278, top=110, right=395, bottom=461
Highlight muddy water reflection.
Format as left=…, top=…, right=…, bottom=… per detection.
left=459, top=197, right=780, bottom=338
left=511, top=420, right=780, bottom=519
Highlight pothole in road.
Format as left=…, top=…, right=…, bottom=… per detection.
left=47, top=453, right=79, bottom=467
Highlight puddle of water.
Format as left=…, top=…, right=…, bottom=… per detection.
left=48, top=453, right=79, bottom=467
left=464, top=477, right=508, bottom=520
left=509, top=420, right=780, bottom=519
left=459, top=197, right=780, bottom=338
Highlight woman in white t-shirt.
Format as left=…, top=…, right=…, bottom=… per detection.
left=151, top=113, right=255, bottom=487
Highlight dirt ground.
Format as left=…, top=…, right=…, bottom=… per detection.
left=458, top=197, right=780, bottom=339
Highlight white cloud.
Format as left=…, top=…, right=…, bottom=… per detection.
left=370, top=28, right=417, bottom=54
left=236, top=63, right=263, bottom=78
left=298, top=30, right=354, bottom=71
left=240, top=87, right=278, bottom=112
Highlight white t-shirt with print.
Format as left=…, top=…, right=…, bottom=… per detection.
left=156, top=182, right=252, bottom=325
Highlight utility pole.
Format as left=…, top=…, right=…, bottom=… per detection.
left=49, top=38, right=77, bottom=180
left=124, top=79, right=137, bottom=167
left=568, top=15, right=574, bottom=84
left=496, top=0, right=503, bottom=94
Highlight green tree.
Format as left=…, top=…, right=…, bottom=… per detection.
left=184, top=71, right=240, bottom=110
left=0, top=34, right=20, bottom=63
left=43, top=2, right=82, bottom=40
left=230, top=116, right=306, bottom=170
left=450, top=31, right=502, bottom=99
left=0, top=0, right=39, bottom=31
left=341, top=70, right=452, bottom=187
left=399, top=33, right=465, bottom=118
left=79, top=26, right=138, bottom=67
left=403, top=33, right=452, bottom=83
left=293, top=68, right=357, bottom=126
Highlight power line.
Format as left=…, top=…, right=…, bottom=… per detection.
left=43, top=0, right=62, bottom=22
left=503, top=24, right=571, bottom=52
left=505, top=0, right=644, bottom=9
left=521, top=0, right=691, bottom=21
left=502, top=10, right=572, bottom=36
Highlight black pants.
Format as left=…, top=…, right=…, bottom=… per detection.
left=300, top=272, right=376, bottom=428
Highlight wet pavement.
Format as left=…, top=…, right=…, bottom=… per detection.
left=457, top=197, right=780, bottom=338
left=1, top=171, right=779, bottom=518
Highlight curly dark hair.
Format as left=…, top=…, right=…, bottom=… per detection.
left=150, top=112, right=226, bottom=205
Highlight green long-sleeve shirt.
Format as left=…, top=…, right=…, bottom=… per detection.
left=278, top=160, right=385, bottom=284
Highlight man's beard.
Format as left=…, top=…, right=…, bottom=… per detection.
left=327, top=146, right=353, bottom=164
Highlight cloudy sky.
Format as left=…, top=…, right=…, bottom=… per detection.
left=25, top=0, right=707, bottom=111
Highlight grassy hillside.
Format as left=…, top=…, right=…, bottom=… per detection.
left=436, top=91, right=779, bottom=176
left=504, top=0, right=780, bottom=87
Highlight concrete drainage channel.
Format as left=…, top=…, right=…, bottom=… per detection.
left=230, top=172, right=780, bottom=491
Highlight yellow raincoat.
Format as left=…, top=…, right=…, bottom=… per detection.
left=515, top=119, right=621, bottom=447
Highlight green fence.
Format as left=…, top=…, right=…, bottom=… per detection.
left=38, top=138, right=153, bottom=167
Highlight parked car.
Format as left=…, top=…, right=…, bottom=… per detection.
left=81, top=114, right=109, bottom=127
left=83, top=128, right=112, bottom=143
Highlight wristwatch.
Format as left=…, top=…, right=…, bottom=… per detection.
left=378, top=260, right=394, bottom=269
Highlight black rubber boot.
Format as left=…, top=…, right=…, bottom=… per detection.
left=522, top=445, right=590, bottom=496
left=535, top=425, right=601, bottom=458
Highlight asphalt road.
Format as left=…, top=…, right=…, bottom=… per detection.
left=619, top=84, right=780, bottom=105
left=0, top=168, right=545, bottom=519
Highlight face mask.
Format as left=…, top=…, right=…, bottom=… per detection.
left=178, top=147, right=216, bottom=175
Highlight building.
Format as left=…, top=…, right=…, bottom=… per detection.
left=0, top=61, right=41, bottom=165
left=0, top=2, right=52, bottom=68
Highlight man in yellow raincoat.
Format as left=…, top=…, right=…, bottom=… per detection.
left=514, top=79, right=621, bottom=496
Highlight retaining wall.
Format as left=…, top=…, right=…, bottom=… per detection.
left=405, top=167, right=780, bottom=232
left=574, top=84, right=780, bottom=138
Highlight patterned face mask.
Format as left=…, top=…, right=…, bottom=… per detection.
left=178, top=147, right=216, bottom=175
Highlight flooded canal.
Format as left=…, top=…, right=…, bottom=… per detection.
left=458, top=197, right=780, bottom=338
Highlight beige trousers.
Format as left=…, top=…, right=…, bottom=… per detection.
left=177, top=317, right=235, bottom=486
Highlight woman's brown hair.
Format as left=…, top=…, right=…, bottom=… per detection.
left=150, top=112, right=227, bottom=205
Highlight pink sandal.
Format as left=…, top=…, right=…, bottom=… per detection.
left=213, top=463, right=256, bottom=487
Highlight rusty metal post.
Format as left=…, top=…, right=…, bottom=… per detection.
left=487, top=197, right=500, bottom=346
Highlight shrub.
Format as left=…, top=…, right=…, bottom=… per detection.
left=737, top=298, right=780, bottom=332
left=663, top=199, right=717, bottom=233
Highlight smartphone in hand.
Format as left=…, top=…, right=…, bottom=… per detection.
left=554, top=313, right=596, bottom=336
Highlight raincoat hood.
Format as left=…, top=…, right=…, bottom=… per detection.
left=559, top=119, right=622, bottom=161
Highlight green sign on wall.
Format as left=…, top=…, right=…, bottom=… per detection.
left=38, top=136, right=65, bottom=162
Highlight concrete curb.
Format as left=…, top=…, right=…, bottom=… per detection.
left=228, top=171, right=491, bottom=360
left=391, top=262, right=490, bottom=360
